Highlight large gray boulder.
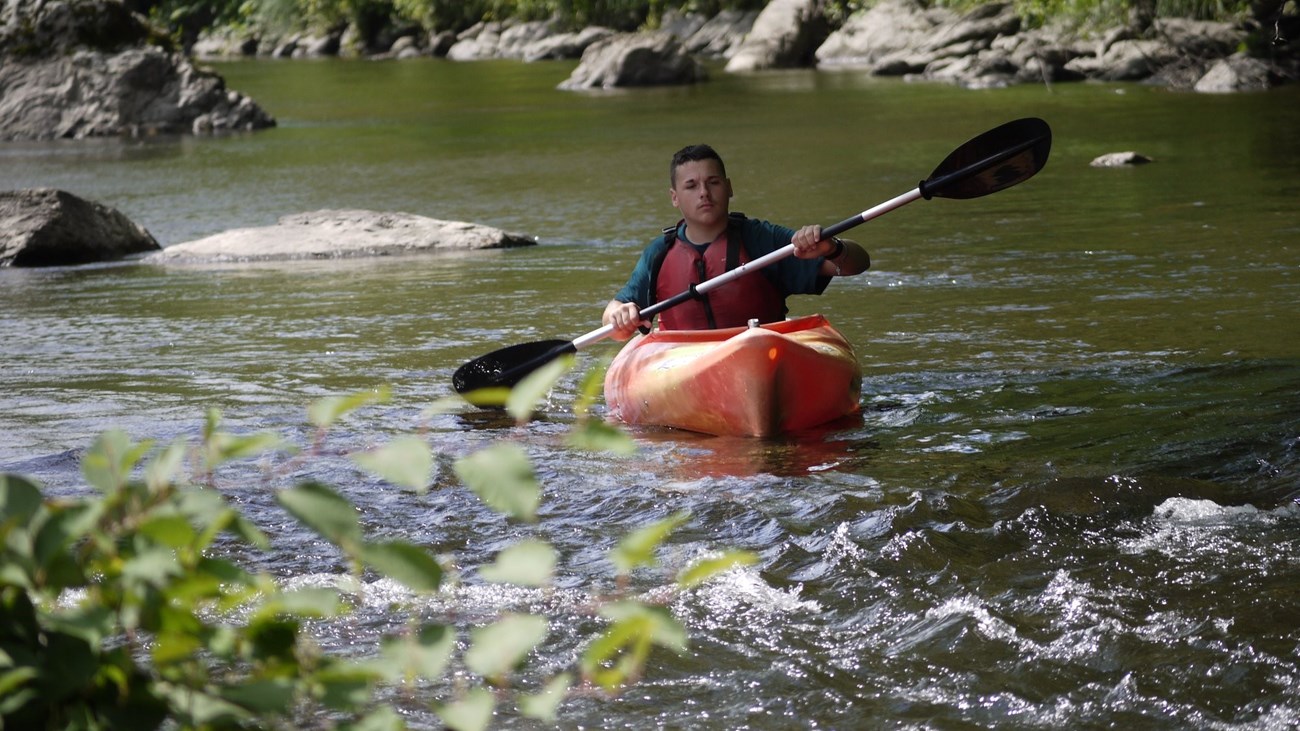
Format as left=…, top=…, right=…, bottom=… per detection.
left=444, top=18, right=613, bottom=62
left=496, top=18, right=561, bottom=59
left=0, top=0, right=275, bottom=140
left=558, top=32, right=704, bottom=89
left=1194, top=53, right=1275, bottom=92
left=725, top=0, right=830, bottom=72
left=1065, top=38, right=1182, bottom=80
left=0, top=47, right=276, bottom=139
left=816, top=0, right=958, bottom=68
left=520, top=26, right=615, bottom=61
left=148, top=210, right=536, bottom=263
left=681, top=9, right=760, bottom=59
left=812, top=0, right=1274, bottom=89
left=446, top=20, right=506, bottom=61
left=817, top=0, right=1028, bottom=87
left=0, top=188, right=160, bottom=267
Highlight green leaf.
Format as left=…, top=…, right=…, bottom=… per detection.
left=173, top=487, right=228, bottom=525
left=519, top=672, right=572, bottom=722
left=0, top=474, right=44, bottom=522
left=313, top=664, right=379, bottom=710
left=0, top=687, right=37, bottom=718
left=458, top=387, right=510, bottom=409
left=506, top=354, right=574, bottom=422
left=145, top=439, right=187, bottom=494
left=352, top=435, right=433, bottom=493
left=139, top=513, right=196, bottom=548
left=276, top=481, right=363, bottom=550
left=376, top=624, right=455, bottom=683
left=245, top=616, right=300, bottom=663
left=599, top=602, right=688, bottom=654
left=309, top=387, right=392, bottom=429
left=229, top=512, right=271, bottom=550
left=566, top=419, right=637, bottom=455
left=258, top=587, right=342, bottom=619
left=152, top=630, right=203, bottom=666
left=40, top=632, right=96, bottom=697
left=219, top=678, right=297, bottom=714
left=580, top=614, right=648, bottom=690
left=121, top=546, right=181, bottom=588
left=464, top=613, right=548, bottom=679
left=0, top=667, right=38, bottom=702
left=573, top=354, right=613, bottom=420
left=336, top=706, right=406, bottom=731
left=160, top=685, right=254, bottom=727
left=582, top=603, right=688, bottom=690
left=82, top=429, right=152, bottom=493
left=203, top=407, right=222, bottom=442
left=194, top=556, right=251, bottom=585
left=677, top=550, right=759, bottom=589
left=478, top=538, right=556, bottom=587
left=33, top=504, right=95, bottom=580
left=360, top=541, right=443, bottom=592
left=421, top=394, right=475, bottom=417
left=206, top=430, right=287, bottom=468
left=438, top=687, right=495, bottom=731
left=45, top=604, right=114, bottom=646
left=611, top=511, right=690, bottom=574
left=453, top=444, right=540, bottom=522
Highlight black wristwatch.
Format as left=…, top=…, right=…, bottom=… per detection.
left=828, top=237, right=845, bottom=259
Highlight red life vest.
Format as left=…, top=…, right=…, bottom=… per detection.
left=654, top=220, right=786, bottom=330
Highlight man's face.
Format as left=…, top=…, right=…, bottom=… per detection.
left=670, top=159, right=732, bottom=230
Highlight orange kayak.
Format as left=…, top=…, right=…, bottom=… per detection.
left=603, top=315, right=862, bottom=437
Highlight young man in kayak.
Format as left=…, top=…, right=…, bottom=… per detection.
left=602, top=144, right=871, bottom=340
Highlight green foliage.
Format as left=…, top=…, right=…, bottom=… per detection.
left=479, top=538, right=558, bottom=586
left=454, top=443, right=542, bottom=522
left=0, top=359, right=753, bottom=729
left=1007, top=0, right=1132, bottom=30
left=129, top=0, right=1266, bottom=44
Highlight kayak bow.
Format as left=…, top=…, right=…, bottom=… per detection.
left=603, top=315, right=861, bottom=437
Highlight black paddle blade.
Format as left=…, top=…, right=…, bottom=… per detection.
left=921, top=117, right=1052, bottom=200
left=452, top=339, right=572, bottom=394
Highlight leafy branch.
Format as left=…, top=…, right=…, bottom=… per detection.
left=0, top=359, right=755, bottom=730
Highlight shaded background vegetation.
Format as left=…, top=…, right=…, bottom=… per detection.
left=125, top=0, right=1281, bottom=52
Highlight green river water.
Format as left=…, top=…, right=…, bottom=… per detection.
left=2, top=58, right=1299, bottom=728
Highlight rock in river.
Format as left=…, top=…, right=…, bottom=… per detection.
left=148, top=210, right=537, bottom=263
left=0, top=188, right=161, bottom=267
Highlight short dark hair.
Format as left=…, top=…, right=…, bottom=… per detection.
left=670, top=144, right=726, bottom=187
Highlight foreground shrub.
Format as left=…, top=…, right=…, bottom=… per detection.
left=0, top=361, right=753, bottom=730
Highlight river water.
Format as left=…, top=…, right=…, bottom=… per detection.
left=2, top=58, right=1299, bottom=728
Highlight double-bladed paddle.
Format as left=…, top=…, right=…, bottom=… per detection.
left=453, top=116, right=1052, bottom=397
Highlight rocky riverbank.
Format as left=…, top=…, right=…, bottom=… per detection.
left=0, top=0, right=275, bottom=140
left=3, top=0, right=1296, bottom=146
left=192, top=0, right=1298, bottom=93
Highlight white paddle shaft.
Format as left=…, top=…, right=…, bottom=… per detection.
left=570, top=186, right=924, bottom=352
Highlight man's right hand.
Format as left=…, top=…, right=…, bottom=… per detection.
left=602, top=299, right=647, bottom=341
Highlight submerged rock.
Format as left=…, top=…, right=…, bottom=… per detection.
left=0, top=188, right=160, bottom=267
left=149, top=210, right=537, bottom=263
left=1090, top=151, right=1155, bottom=167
